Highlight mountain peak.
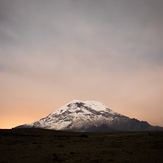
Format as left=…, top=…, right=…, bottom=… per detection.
left=61, top=99, right=111, bottom=111
left=51, top=100, right=115, bottom=117
left=16, top=100, right=162, bottom=132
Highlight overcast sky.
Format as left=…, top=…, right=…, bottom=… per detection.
left=0, top=0, right=163, bottom=128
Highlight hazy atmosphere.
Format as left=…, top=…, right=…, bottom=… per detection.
left=0, top=0, right=163, bottom=128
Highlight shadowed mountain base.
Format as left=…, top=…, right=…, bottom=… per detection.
left=0, top=128, right=163, bottom=163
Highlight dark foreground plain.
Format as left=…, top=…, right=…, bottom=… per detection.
left=0, top=129, right=163, bottom=163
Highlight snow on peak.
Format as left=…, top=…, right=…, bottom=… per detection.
left=53, top=100, right=114, bottom=114
left=83, top=100, right=109, bottom=111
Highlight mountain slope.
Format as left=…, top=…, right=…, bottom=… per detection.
left=16, top=100, right=162, bottom=132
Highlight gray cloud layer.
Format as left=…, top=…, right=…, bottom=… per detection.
left=1, top=0, right=163, bottom=89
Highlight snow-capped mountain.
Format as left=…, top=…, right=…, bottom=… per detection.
left=16, top=100, right=162, bottom=132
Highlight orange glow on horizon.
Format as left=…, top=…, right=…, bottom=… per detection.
left=1, top=66, right=163, bottom=128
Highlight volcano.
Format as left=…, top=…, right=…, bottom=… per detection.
left=16, top=100, right=162, bottom=132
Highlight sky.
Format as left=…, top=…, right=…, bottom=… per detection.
left=0, top=0, right=163, bottom=128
